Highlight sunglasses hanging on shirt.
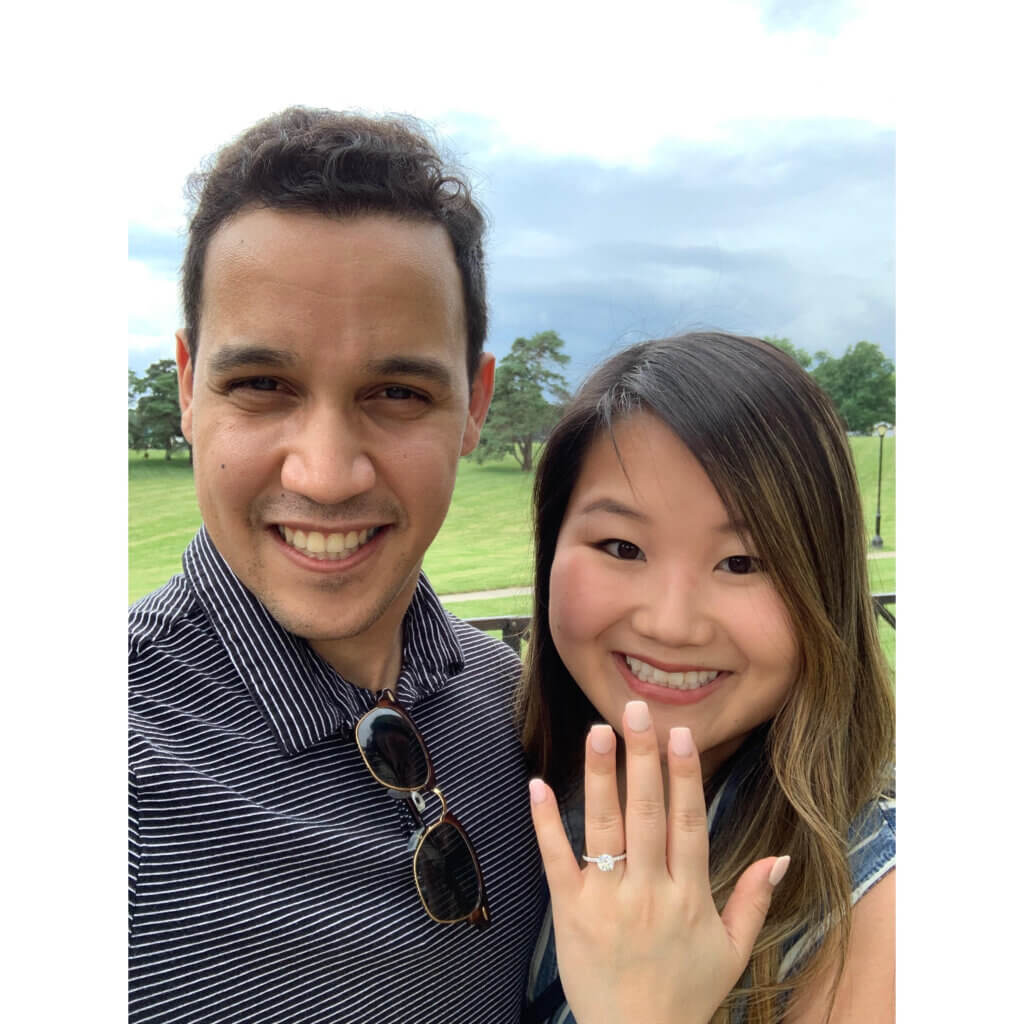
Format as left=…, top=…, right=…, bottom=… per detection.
left=354, top=689, right=491, bottom=930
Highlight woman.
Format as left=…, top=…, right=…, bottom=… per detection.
left=520, top=332, right=895, bottom=1023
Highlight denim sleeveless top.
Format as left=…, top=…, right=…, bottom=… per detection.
left=523, top=759, right=896, bottom=1024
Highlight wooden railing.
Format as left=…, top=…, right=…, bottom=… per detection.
left=468, top=592, right=896, bottom=654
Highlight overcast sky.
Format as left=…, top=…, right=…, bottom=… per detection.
left=127, top=0, right=895, bottom=384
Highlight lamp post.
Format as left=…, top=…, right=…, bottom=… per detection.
left=870, top=421, right=892, bottom=548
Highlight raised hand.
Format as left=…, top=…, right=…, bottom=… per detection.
left=528, top=701, right=790, bottom=1024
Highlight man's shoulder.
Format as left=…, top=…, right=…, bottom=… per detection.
left=129, top=574, right=227, bottom=694
left=444, top=609, right=525, bottom=678
left=129, top=574, right=198, bottom=654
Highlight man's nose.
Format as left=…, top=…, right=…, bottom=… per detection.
left=279, top=406, right=377, bottom=506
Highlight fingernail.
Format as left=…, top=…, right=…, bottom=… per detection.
left=768, top=855, right=791, bottom=887
left=670, top=726, right=694, bottom=757
left=590, top=724, right=615, bottom=754
left=529, top=778, right=548, bottom=804
left=624, top=701, right=651, bottom=732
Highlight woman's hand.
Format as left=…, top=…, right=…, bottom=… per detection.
left=528, top=700, right=789, bottom=1024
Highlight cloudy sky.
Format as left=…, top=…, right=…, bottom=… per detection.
left=127, top=0, right=895, bottom=385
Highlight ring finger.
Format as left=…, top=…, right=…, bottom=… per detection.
left=583, top=723, right=625, bottom=873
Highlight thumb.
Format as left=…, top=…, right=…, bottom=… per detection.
left=720, top=855, right=791, bottom=961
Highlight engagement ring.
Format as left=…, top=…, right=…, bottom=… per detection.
left=582, top=852, right=627, bottom=872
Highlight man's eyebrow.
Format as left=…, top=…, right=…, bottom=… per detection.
left=364, top=356, right=455, bottom=389
left=575, top=498, right=647, bottom=521
left=206, top=345, right=297, bottom=375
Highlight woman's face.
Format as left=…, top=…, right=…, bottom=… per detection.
left=548, top=413, right=799, bottom=778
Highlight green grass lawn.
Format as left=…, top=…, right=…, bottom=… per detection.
left=421, top=458, right=536, bottom=593
left=851, top=435, right=896, bottom=552
left=129, top=452, right=202, bottom=602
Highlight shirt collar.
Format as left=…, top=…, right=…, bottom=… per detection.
left=183, top=527, right=465, bottom=756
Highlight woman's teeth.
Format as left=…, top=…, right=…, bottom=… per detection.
left=625, top=655, right=722, bottom=691
left=278, top=525, right=379, bottom=560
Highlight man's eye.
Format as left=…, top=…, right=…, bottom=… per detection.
left=378, top=385, right=425, bottom=401
left=599, top=539, right=644, bottom=561
left=716, top=555, right=762, bottom=574
left=226, top=377, right=280, bottom=392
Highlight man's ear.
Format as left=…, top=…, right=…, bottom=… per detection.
left=175, top=330, right=195, bottom=445
left=460, top=352, right=496, bottom=456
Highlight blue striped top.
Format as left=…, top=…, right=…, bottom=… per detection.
left=130, top=527, right=547, bottom=1024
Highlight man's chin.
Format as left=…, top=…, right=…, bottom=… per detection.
left=253, top=572, right=419, bottom=646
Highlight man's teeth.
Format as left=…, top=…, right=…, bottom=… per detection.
left=625, top=656, right=721, bottom=691
left=278, top=525, right=379, bottom=560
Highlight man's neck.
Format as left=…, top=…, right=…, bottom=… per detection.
left=309, top=626, right=405, bottom=693
left=306, top=572, right=422, bottom=692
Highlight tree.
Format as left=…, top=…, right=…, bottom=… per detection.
left=811, top=341, right=895, bottom=434
left=129, top=359, right=189, bottom=460
left=476, top=330, right=571, bottom=472
left=763, top=335, right=814, bottom=370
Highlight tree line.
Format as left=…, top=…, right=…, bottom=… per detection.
left=129, top=360, right=191, bottom=461
left=128, top=333, right=895, bottom=468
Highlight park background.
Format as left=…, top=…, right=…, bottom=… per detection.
left=9, top=1, right=1021, bottom=1020
left=129, top=372, right=897, bottom=667
left=128, top=1, right=899, bottom=661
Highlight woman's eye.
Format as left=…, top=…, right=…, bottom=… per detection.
left=717, top=555, right=762, bottom=574
left=599, top=539, right=645, bottom=561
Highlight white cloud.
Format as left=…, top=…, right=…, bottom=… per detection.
left=125, top=0, right=893, bottom=229
left=127, top=259, right=181, bottom=343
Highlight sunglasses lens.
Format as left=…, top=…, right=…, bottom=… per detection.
left=414, top=820, right=483, bottom=922
left=356, top=708, right=430, bottom=790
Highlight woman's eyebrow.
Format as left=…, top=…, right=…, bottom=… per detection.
left=713, top=519, right=751, bottom=536
left=575, top=498, right=647, bottom=521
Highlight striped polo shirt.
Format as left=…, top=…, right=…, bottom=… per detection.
left=129, top=527, right=546, bottom=1024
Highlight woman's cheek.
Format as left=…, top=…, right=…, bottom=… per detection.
left=549, top=546, right=601, bottom=648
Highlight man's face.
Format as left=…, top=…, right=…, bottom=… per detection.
left=176, top=209, right=494, bottom=682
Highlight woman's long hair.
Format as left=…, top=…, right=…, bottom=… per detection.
left=518, top=332, right=895, bottom=1022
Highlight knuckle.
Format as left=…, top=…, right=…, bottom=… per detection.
left=626, top=733, right=660, bottom=757
left=587, top=806, right=622, bottom=833
left=587, top=753, right=617, bottom=777
left=669, top=754, right=701, bottom=780
left=669, top=805, right=707, bottom=833
left=750, top=890, right=773, bottom=918
left=627, top=795, right=665, bottom=826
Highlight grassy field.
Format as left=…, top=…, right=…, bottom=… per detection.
left=128, top=453, right=202, bottom=601
left=129, top=436, right=895, bottom=650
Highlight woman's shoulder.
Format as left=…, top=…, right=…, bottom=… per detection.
left=848, top=784, right=895, bottom=903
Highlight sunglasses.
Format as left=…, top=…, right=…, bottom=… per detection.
left=354, top=689, right=491, bottom=930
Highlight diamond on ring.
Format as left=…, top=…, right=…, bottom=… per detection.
left=582, top=852, right=627, bottom=872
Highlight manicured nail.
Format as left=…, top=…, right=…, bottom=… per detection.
left=670, top=726, right=694, bottom=757
left=529, top=778, right=548, bottom=804
left=590, top=724, right=615, bottom=754
left=624, top=701, right=651, bottom=732
left=768, top=855, right=791, bottom=887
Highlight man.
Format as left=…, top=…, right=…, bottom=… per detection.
left=129, top=107, right=546, bottom=1024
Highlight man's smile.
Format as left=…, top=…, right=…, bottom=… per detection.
left=276, top=524, right=383, bottom=560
